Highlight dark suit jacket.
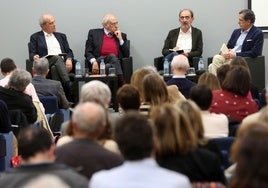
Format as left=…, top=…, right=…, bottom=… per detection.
left=29, top=31, right=74, bottom=61
left=0, top=86, right=37, bottom=124
left=166, top=77, right=196, bottom=99
left=227, top=25, right=263, bottom=58
left=162, top=26, right=203, bottom=61
left=84, top=28, right=130, bottom=62
left=32, top=76, right=69, bottom=109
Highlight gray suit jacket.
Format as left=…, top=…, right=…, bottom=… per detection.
left=162, top=26, right=203, bottom=61
left=32, top=76, right=69, bottom=109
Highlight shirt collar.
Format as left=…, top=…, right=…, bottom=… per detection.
left=43, top=31, right=53, bottom=37
left=104, top=28, right=113, bottom=37
left=180, top=26, right=192, bottom=34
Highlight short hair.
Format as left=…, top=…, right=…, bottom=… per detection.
left=33, top=58, right=49, bottom=75
left=80, top=80, right=111, bottom=108
left=0, top=57, right=16, bottom=73
left=197, top=72, right=221, bottom=91
left=116, top=84, right=140, bottom=111
left=222, top=66, right=250, bottom=96
left=190, top=85, right=213, bottom=110
left=18, top=126, right=53, bottom=160
left=72, top=102, right=106, bottom=136
left=114, top=111, right=153, bottom=160
left=179, top=9, right=194, bottom=18
left=230, top=56, right=251, bottom=79
left=171, top=54, right=189, bottom=71
left=39, top=14, right=52, bottom=25
left=102, top=14, right=116, bottom=27
left=239, top=9, right=255, bottom=24
left=8, top=69, right=32, bottom=91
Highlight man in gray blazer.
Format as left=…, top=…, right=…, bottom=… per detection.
left=32, top=58, right=69, bottom=109
left=162, top=9, right=203, bottom=66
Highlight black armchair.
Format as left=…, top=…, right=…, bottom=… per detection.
left=207, top=56, right=265, bottom=91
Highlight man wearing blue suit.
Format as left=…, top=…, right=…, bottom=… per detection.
left=84, top=14, right=130, bottom=86
left=208, top=9, right=264, bottom=75
left=29, top=14, right=74, bottom=99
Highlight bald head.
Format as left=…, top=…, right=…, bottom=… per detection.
left=171, top=55, right=189, bottom=73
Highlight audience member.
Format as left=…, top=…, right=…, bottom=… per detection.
left=0, top=69, right=37, bottom=124
left=166, top=54, right=196, bottom=98
left=230, top=121, right=268, bottom=188
left=210, top=66, right=258, bottom=122
left=140, top=73, right=169, bottom=115
left=216, top=64, right=231, bottom=86
left=208, top=9, right=264, bottom=75
left=32, top=57, right=69, bottom=109
left=150, top=103, right=225, bottom=184
left=167, top=85, right=186, bottom=104
left=0, top=100, right=11, bottom=133
left=162, top=9, right=203, bottom=66
left=0, top=126, right=88, bottom=188
left=190, top=85, right=228, bottom=138
left=55, top=102, right=123, bottom=179
left=29, top=14, right=74, bottom=100
left=84, top=13, right=130, bottom=86
left=197, top=72, right=221, bottom=90
left=90, top=111, right=191, bottom=188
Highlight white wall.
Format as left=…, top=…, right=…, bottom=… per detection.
left=0, top=0, right=267, bottom=83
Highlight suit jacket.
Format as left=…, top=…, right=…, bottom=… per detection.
left=84, top=28, right=130, bottom=62
left=0, top=86, right=37, bottom=124
left=227, top=25, right=263, bottom=58
left=55, top=138, right=123, bottom=179
left=29, top=31, right=74, bottom=61
left=32, top=76, right=69, bottom=109
left=166, top=77, right=196, bottom=99
left=162, top=26, right=203, bottom=61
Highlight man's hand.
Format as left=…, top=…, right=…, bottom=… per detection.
left=114, top=30, right=123, bottom=41
left=65, top=58, right=73, bottom=72
left=92, top=61, right=99, bottom=74
left=33, top=55, right=40, bottom=60
left=221, top=50, right=236, bottom=59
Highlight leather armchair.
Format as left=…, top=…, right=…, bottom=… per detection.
left=207, top=56, right=265, bottom=91
left=0, top=131, right=14, bottom=172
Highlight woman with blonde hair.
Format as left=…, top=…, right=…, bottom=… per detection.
left=150, top=103, right=225, bottom=183
left=198, top=72, right=221, bottom=90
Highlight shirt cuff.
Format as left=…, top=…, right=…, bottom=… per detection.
left=120, top=40, right=124, bottom=46
left=90, top=58, right=96, bottom=64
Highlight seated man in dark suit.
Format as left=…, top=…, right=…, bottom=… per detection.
left=84, top=13, right=130, bottom=86
left=162, top=9, right=203, bottom=66
left=208, top=9, right=264, bottom=75
left=166, top=55, right=196, bottom=99
left=28, top=14, right=74, bottom=99
left=32, top=58, right=69, bottom=109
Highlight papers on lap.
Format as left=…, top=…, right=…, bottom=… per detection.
left=42, top=53, right=67, bottom=58
left=220, top=43, right=229, bottom=54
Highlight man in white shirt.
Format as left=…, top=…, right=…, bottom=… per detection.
left=89, top=111, right=191, bottom=188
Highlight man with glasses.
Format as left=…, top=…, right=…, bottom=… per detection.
left=84, top=13, right=130, bottom=86
left=162, top=9, right=203, bottom=66
left=208, top=9, right=264, bottom=75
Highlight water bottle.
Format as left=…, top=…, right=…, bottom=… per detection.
left=100, top=59, right=106, bottom=75
left=198, top=56, right=204, bottom=70
left=163, top=58, right=169, bottom=75
left=75, top=60, right=82, bottom=77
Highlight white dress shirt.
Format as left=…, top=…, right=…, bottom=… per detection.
left=176, top=27, right=192, bottom=53
left=89, top=158, right=191, bottom=188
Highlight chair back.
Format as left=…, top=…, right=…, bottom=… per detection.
left=0, top=131, right=14, bottom=172
left=39, top=96, right=59, bottom=114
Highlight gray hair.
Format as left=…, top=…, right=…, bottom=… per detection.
left=38, top=14, right=52, bottom=25
left=171, top=54, right=190, bottom=71
left=101, top=14, right=116, bottom=27
left=72, top=102, right=106, bottom=136
left=8, top=69, right=32, bottom=91
left=33, top=58, right=49, bottom=75
left=80, top=80, right=111, bottom=108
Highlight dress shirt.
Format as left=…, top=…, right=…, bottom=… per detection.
left=232, top=27, right=250, bottom=53
left=90, top=158, right=191, bottom=188
left=43, top=31, right=62, bottom=55
left=176, top=27, right=192, bottom=53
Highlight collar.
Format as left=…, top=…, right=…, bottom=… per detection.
left=241, top=25, right=252, bottom=33
left=103, top=28, right=113, bottom=37
left=180, top=26, right=192, bottom=34
left=173, top=75, right=186, bottom=78
left=43, top=31, right=53, bottom=37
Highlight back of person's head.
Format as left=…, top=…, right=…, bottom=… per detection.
left=80, top=80, right=111, bottom=108
left=18, top=126, right=53, bottom=161
left=222, top=66, right=250, bottom=96
left=33, top=57, right=49, bottom=76
left=239, top=9, right=255, bottom=24
left=8, top=69, right=32, bottom=91
left=197, top=72, right=221, bottom=90
left=171, top=54, right=189, bottom=72
left=72, top=102, right=106, bottom=138
left=150, top=103, right=196, bottom=156
left=231, top=121, right=268, bottom=188
left=190, top=85, right=212, bottom=111
left=230, top=56, right=251, bottom=79
left=142, top=73, right=168, bottom=105
left=0, top=57, right=16, bottom=73
left=167, top=85, right=186, bottom=104
left=216, top=64, right=231, bottom=87
left=116, top=84, right=140, bottom=111
left=114, top=111, right=153, bottom=160
left=175, top=99, right=205, bottom=145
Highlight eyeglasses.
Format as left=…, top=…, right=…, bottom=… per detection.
left=180, top=16, right=191, bottom=20
left=109, top=21, right=118, bottom=25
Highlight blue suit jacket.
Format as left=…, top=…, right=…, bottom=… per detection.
left=29, top=31, right=74, bottom=61
left=227, top=25, right=263, bottom=58
left=84, top=28, right=130, bottom=62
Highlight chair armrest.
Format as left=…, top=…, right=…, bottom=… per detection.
left=26, top=59, right=33, bottom=75
left=154, top=56, right=164, bottom=72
